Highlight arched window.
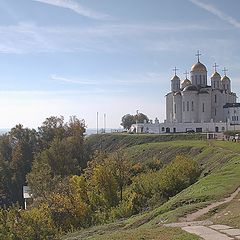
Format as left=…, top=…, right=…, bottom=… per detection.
left=192, top=101, right=194, bottom=111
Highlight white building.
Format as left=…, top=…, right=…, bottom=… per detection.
left=130, top=53, right=240, bottom=134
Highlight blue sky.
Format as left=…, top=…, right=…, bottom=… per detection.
left=0, top=0, right=240, bottom=129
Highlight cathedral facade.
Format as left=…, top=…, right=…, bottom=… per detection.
left=130, top=53, right=240, bottom=134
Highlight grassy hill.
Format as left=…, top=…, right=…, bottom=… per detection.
left=63, top=134, right=240, bottom=240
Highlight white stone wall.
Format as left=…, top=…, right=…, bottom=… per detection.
left=130, top=121, right=240, bottom=134
left=173, top=94, right=182, bottom=123
left=190, top=70, right=207, bottom=87
left=211, top=75, right=221, bottom=89
left=182, top=90, right=198, bottom=123
left=224, top=106, right=240, bottom=125
left=166, top=92, right=173, bottom=123
left=198, top=92, right=211, bottom=123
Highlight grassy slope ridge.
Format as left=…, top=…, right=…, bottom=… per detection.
left=85, top=133, right=206, bottom=153
left=64, top=135, right=240, bottom=240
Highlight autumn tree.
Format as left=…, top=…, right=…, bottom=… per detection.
left=109, top=152, right=131, bottom=201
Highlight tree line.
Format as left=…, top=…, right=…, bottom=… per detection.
left=0, top=116, right=87, bottom=207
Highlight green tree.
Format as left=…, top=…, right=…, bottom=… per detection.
left=109, top=152, right=131, bottom=202
left=38, top=116, right=65, bottom=149
left=121, top=113, right=149, bottom=130
left=90, top=164, right=118, bottom=208
left=121, top=114, right=135, bottom=130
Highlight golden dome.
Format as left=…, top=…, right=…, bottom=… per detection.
left=171, top=75, right=180, bottom=81
left=181, top=79, right=191, bottom=89
left=211, top=72, right=221, bottom=78
left=191, top=61, right=207, bottom=72
left=221, top=75, right=230, bottom=82
left=181, top=79, right=191, bottom=86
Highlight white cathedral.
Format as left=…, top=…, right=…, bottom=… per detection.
left=130, top=52, right=240, bottom=134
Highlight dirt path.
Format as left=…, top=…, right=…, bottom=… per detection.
left=179, top=187, right=240, bottom=222
left=165, top=187, right=240, bottom=240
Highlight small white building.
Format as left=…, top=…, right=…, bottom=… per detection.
left=130, top=53, right=240, bottom=134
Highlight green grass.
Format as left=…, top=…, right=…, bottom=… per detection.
left=210, top=193, right=240, bottom=228
left=126, top=154, right=240, bottom=227
left=63, top=137, right=240, bottom=240
left=85, top=133, right=206, bottom=153
left=63, top=225, right=201, bottom=240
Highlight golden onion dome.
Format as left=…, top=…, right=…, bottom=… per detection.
left=221, top=75, right=230, bottom=82
left=211, top=71, right=221, bottom=78
left=181, top=78, right=191, bottom=86
left=171, top=75, right=180, bottom=81
left=191, top=61, right=207, bottom=72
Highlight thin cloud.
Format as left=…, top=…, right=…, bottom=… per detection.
left=51, top=74, right=98, bottom=85
left=0, top=21, right=229, bottom=54
left=33, top=0, right=110, bottom=20
left=189, top=0, right=240, bottom=28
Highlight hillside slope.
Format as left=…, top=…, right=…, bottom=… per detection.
left=64, top=135, right=240, bottom=240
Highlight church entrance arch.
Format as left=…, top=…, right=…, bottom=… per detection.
left=166, top=127, right=170, bottom=133
left=215, top=126, right=219, bottom=132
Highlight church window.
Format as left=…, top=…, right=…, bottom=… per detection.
left=215, top=95, right=217, bottom=103
left=217, top=81, right=219, bottom=88
left=187, top=101, right=189, bottom=111
left=183, top=102, right=185, bottom=111
left=215, top=108, right=217, bottom=116
left=192, top=101, right=194, bottom=111
left=222, top=127, right=225, bottom=131
left=162, top=127, right=165, bottom=132
left=214, top=82, right=216, bottom=88
left=200, top=75, right=202, bottom=84
left=174, top=104, right=176, bottom=114
left=202, top=103, right=205, bottom=112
